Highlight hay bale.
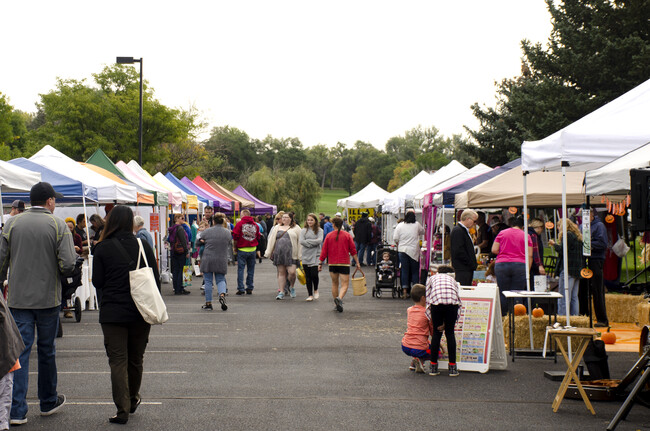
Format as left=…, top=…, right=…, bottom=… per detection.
left=637, top=302, right=650, bottom=327
left=502, top=315, right=590, bottom=350
left=605, top=294, right=645, bottom=323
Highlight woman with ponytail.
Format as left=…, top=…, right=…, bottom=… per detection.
left=318, top=216, right=361, bottom=312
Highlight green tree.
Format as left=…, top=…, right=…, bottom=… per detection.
left=466, top=0, right=650, bottom=165
left=305, top=144, right=333, bottom=188
left=203, top=126, right=261, bottom=182
left=260, top=136, right=306, bottom=170
left=0, top=93, right=29, bottom=159
left=26, top=65, right=202, bottom=169
left=387, top=160, right=417, bottom=192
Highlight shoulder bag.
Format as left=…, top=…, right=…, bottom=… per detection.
left=115, top=238, right=169, bottom=325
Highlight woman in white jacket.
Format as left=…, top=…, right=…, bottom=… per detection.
left=265, top=213, right=301, bottom=299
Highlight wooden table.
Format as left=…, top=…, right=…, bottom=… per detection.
left=549, top=327, right=597, bottom=415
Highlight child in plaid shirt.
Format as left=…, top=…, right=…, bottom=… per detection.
left=401, top=285, right=432, bottom=373
left=426, top=266, right=462, bottom=377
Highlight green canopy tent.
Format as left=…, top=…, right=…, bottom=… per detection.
left=86, top=149, right=169, bottom=207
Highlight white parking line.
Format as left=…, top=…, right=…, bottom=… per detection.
left=58, top=350, right=206, bottom=353
left=30, top=371, right=187, bottom=375
left=28, top=401, right=162, bottom=406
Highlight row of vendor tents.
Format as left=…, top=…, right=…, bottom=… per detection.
left=0, top=144, right=276, bottom=215
left=339, top=77, right=650, bottom=214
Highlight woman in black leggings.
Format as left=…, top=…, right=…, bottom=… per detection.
left=299, top=213, right=324, bottom=301
left=426, top=265, right=462, bottom=377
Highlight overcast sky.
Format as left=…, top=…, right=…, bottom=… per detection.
left=1, top=1, right=552, bottom=149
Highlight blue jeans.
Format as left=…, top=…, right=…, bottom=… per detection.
left=237, top=250, right=256, bottom=292
left=204, top=272, right=227, bottom=302
left=494, top=261, right=527, bottom=315
left=557, top=272, right=580, bottom=316
left=399, top=252, right=419, bottom=291
left=10, top=306, right=60, bottom=420
left=401, top=344, right=431, bottom=360
left=171, top=253, right=186, bottom=293
left=354, top=242, right=368, bottom=265
left=368, top=243, right=377, bottom=266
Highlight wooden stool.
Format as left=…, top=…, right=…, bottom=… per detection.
left=549, top=327, right=598, bottom=415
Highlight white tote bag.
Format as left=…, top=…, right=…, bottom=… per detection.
left=130, top=239, right=169, bottom=325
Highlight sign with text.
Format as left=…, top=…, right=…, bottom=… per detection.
left=347, top=208, right=375, bottom=223
left=150, top=213, right=160, bottom=232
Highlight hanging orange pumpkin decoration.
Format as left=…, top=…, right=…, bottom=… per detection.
left=580, top=268, right=593, bottom=279
left=545, top=221, right=554, bottom=229
left=605, top=214, right=615, bottom=223
left=514, top=304, right=527, bottom=316
left=601, top=328, right=616, bottom=344
left=508, top=207, right=517, bottom=214
left=532, top=306, right=544, bottom=318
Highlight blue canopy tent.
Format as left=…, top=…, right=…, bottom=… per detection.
left=4, top=158, right=99, bottom=204
left=163, top=173, right=211, bottom=207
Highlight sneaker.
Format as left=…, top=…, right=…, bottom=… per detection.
left=290, top=287, right=296, bottom=298
left=276, top=291, right=284, bottom=300
left=448, top=364, right=459, bottom=377
left=181, top=289, right=191, bottom=295
left=10, top=417, right=28, bottom=425
left=414, top=358, right=425, bottom=373
left=314, top=290, right=319, bottom=300
left=41, top=394, right=66, bottom=416
left=202, top=303, right=213, bottom=310
left=594, top=322, right=609, bottom=328
left=305, top=296, right=314, bottom=302
left=409, top=358, right=416, bottom=371
left=246, top=289, right=253, bottom=295
left=334, top=297, right=343, bottom=312
left=235, top=290, right=246, bottom=296
left=200, top=284, right=205, bottom=291
left=63, top=310, right=73, bottom=318
left=219, top=295, right=228, bottom=311
left=429, top=363, right=440, bottom=376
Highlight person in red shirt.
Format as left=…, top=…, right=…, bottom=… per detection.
left=401, top=285, right=432, bottom=373
left=232, top=209, right=261, bottom=295
left=318, top=216, right=361, bottom=312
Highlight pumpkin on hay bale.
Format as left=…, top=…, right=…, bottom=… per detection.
left=502, top=315, right=590, bottom=349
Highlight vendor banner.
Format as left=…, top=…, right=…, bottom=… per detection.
left=347, top=208, right=375, bottom=223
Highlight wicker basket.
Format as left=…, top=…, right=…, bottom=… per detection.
left=351, top=268, right=367, bottom=296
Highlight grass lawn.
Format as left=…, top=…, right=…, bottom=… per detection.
left=317, top=188, right=348, bottom=216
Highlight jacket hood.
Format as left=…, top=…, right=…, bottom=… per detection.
left=240, top=216, right=256, bottom=224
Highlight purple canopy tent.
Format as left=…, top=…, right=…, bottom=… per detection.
left=233, top=185, right=277, bottom=215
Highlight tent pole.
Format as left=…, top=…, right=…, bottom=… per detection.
left=561, top=162, right=572, bottom=360
left=523, top=172, right=534, bottom=349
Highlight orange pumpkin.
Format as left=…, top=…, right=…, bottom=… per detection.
left=580, top=268, right=593, bottom=279
left=514, top=304, right=527, bottom=316
left=508, top=207, right=518, bottom=214
left=532, top=307, right=544, bottom=318
left=545, top=221, right=554, bottom=229
left=605, top=214, right=615, bottom=223
left=601, top=329, right=616, bottom=344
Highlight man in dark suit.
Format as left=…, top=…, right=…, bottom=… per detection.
left=450, top=209, right=479, bottom=286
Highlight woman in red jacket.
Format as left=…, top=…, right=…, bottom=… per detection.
left=319, top=216, right=361, bottom=312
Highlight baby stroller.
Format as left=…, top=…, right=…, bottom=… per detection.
left=60, top=256, right=85, bottom=322
left=372, top=245, right=400, bottom=298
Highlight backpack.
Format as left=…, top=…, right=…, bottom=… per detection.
left=173, top=227, right=187, bottom=254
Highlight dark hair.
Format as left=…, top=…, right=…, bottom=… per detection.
left=76, top=213, right=85, bottom=225
left=332, top=216, right=343, bottom=240
left=404, top=211, right=416, bottom=224
left=214, top=213, right=225, bottom=226
left=98, top=206, right=134, bottom=243
left=285, top=212, right=296, bottom=228
left=205, top=206, right=213, bottom=211
left=437, top=265, right=454, bottom=274
left=411, top=284, right=426, bottom=302
left=512, top=216, right=525, bottom=228
left=304, top=213, right=319, bottom=234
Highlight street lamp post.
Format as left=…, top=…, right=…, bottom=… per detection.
left=116, top=56, right=143, bottom=166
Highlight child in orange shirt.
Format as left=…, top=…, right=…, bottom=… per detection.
left=401, top=284, right=433, bottom=373
left=1, top=295, right=25, bottom=428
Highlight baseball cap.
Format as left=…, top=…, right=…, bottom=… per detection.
left=11, top=200, right=25, bottom=211
left=335, top=212, right=342, bottom=217
left=368, top=217, right=374, bottom=222
left=30, top=182, right=63, bottom=204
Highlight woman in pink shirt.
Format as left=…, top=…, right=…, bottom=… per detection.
left=491, top=216, right=532, bottom=315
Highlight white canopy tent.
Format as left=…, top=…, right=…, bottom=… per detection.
left=125, top=161, right=184, bottom=207
left=337, top=182, right=389, bottom=209
left=415, top=163, right=492, bottom=208
left=381, top=161, right=467, bottom=214
left=30, top=145, right=138, bottom=203
left=522, top=78, right=650, bottom=348
left=585, top=142, right=650, bottom=196
left=0, top=160, right=42, bottom=221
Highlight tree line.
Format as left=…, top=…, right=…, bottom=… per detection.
left=1, top=0, right=648, bottom=222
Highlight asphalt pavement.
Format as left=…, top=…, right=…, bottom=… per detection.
left=12, top=258, right=650, bottom=430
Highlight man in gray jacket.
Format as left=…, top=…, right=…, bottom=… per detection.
left=0, top=182, right=76, bottom=425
